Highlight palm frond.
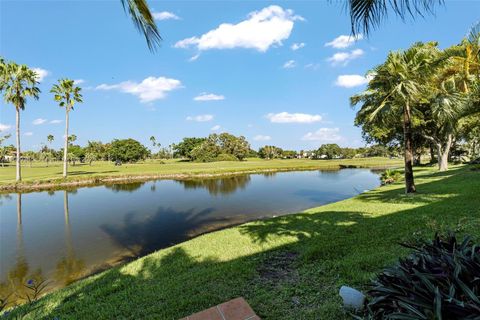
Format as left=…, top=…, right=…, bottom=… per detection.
left=121, top=0, right=161, bottom=52
left=347, top=0, right=444, bottom=36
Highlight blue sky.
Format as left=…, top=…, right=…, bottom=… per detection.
left=1, top=0, right=479, bottom=151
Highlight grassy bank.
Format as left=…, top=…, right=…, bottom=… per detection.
left=7, top=165, right=479, bottom=319
left=0, top=157, right=401, bottom=192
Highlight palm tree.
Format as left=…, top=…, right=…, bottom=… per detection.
left=347, top=0, right=444, bottom=35
left=351, top=43, right=437, bottom=193
left=50, top=79, right=83, bottom=178
left=0, top=61, right=40, bottom=182
left=47, top=134, right=54, bottom=144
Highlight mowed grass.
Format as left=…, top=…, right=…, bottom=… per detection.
left=0, top=157, right=401, bottom=186
left=7, top=165, right=479, bottom=319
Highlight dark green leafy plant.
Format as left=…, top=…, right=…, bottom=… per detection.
left=380, top=169, right=403, bottom=185
left=363, top=233, right=480, bottom=319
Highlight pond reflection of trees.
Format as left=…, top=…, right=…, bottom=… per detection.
left=175, top=175, right=251, bottom=195
left=0, top=192, right=86, bottom=305
left=0, top=194, right=45, bottom=305
left=104, top=182, right=145, bottom=193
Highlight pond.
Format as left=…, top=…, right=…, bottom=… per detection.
left=0, top=169, right=381, bottom=299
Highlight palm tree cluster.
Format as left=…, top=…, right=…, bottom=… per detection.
left=351, top=26, right=480, bottom=193
left=0, top=59, right=83, bottom=181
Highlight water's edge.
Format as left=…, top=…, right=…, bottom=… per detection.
left=0, top=164, right=398, bottom=194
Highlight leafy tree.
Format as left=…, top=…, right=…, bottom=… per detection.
left=190, top=136, right=221, bottom=162
left=352, top=42, right=438, bottom=193
left=47, top=134, right=54, bottom=144
left=315, top=144, right=342, bottom=159
left=108, top=138, right=149, bottom=163
left=84, top=152, right=97, bottom=166
left=172, top=137, right=207, bottom=160
left=0, top=134, right=11, bottom=167
left=217, top=133, right=250, bottom=161
left=51, top=79, right=83, bottom=178
left=341, top=147, right=357, bottom=159
left=0, top=60, right=40, bottom=181
left=282, top=150, right=297, bottom=159
left=85, top=141, right=110, bottom=161
left=258, top=146, right=283, bottom=159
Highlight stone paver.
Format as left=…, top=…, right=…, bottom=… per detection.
left=180, top=297, right=260, bottom=320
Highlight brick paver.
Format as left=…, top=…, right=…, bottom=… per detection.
left=180, top=297, right=260, bottom=320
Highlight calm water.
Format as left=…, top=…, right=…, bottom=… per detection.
left=0, top=169, right=380, bottom=297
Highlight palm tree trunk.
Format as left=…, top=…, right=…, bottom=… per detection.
left=15, top=107, right=21, bottom=182
left=403, top=102, right=416, bottom=193
left=63, top=110, right=69, bottom=178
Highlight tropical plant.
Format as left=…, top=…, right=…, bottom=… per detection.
left=172, top=137, right=207, bottom=160
left=84, top=152, right=97, bottom=166
left=363, top=233, right=480, bottom=319
left=347, top=0, right=444, bottom=36
left=0, top=60, right=40, bottom=181
left=120, top=0, right=161, bottom=51
left=351, top=42, right=438, bottom=193
left=0, top=133, right=11, bottom=167
left=51, top=79, right=83, bottom=178
left=47, top=134, right=54, bottom=145
left=380, top=169, right=402, bottom=185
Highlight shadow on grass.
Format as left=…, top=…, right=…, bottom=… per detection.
left=10, top=167, right=480, bottom=320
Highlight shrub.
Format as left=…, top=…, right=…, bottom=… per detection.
left=380, top=169, right=402, bottom=185
left=216, top=153, right=238, bottom=161
left=363, top=233, right=480, bottom=319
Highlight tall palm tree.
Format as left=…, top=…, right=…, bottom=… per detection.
left=0, top=61, right=40, bottom=182
left=351, top=43, right=437, bottom=193
left=347, top=0, right=444, bottom=35
left=50, top=79, right=83, bottom=178
left=47, top=134, right=54, bottom=144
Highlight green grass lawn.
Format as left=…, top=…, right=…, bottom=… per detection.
left=0, top=157, right=401, bottom=190
left=6, top=165, right=479, bottom=319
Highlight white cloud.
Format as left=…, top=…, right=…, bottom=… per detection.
left=186, top=114, right=214, bottom=122
left=74, top=79, right=85, bottom=85
left=305, top=63, right=320, bottom=70
left=291, top=42, right=305, bottom=51
left=174, top=5, right=303, bottom=52
left=266, top=112, right=322, bottom=124
left=302, top=128, right=342, bottom=141
left=96, top=76, right=182, bottom=103
left=211, top=125, right=221, bottom=131
left=0, top=123, right=12, bottom=132
left=253, top=135, right=271, bottom=141
left=32, top=68, right=49, bottom=82
left=189, top=53, right=200, bottom=62
left=50, top=119, right=62, bottom=124
left=325, top=34, right=363, bottom=49
left=327, top=49, right=364, bottom=66
left=335, top=74, right=370, bottom=88
left=153, top=11, right=180, bottom=20
left=283, top=60, right=296, bottom=69
left=24, top=132, right=33, bottom=136
left=194, top=93, right=225, bottom=101
left=32, top=118, right=47, bottom=125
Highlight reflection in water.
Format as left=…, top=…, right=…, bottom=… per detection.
left=0, top=194, right=45, bottom=305
left=1, top=169, right=382, bottom=299
left=54, top=191, right=85, bottom=286
left=101, top=207, right=239, bottom=256
left=176, top=175, right=251, bottom=195
left=104, top=182, right=145, bottom=193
